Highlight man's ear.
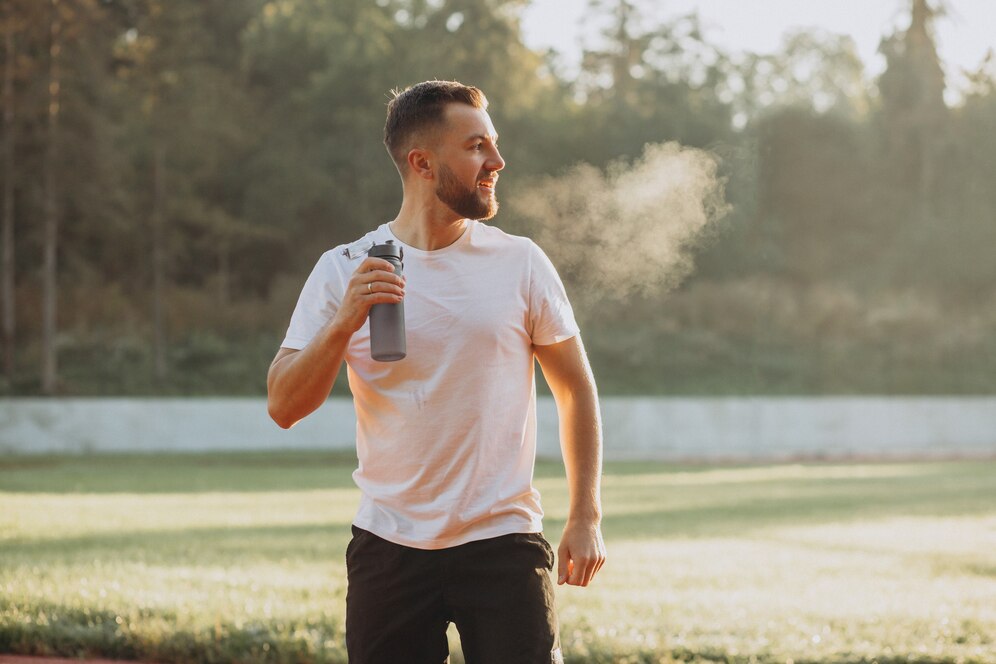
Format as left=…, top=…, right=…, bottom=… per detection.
left=407, top=148, right=433, bottom=180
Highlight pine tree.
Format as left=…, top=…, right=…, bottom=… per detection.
left=0, top=3, right=21, bottom=381
left=40, top=0, right=63, bottom=393
left=877, top=0, right=947, bottom=217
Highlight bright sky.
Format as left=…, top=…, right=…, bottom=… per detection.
left=521, top=0, right=996, bottom=104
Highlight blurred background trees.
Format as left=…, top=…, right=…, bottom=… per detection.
left=0, top=0, right=993, bottom=396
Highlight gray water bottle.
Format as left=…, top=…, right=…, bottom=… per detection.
left=368, top=240, right=406, bottom=361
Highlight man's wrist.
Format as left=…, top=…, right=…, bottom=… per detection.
left=565, top=510, right=602, bottom=527
left=320, top=318, right=354, bottom=349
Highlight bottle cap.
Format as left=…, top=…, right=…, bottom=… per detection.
left=369, top=240, right=403, bottom=261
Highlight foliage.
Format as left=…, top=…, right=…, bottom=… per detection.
left=1, top=0, right=995, bottom=395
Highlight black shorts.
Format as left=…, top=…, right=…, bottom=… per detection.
left=345, top=526, right=562, bottom=664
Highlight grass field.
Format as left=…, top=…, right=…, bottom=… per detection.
left=1, top=453, right=994, bottom=663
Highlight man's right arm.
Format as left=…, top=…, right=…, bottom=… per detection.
left=267, top=256, right=405, bottom=429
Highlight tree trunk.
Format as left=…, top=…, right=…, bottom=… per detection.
left=611, top=0, right=636, bottom=105
left=218, top=239, right=229, bottom=307
left=41, top=0, right=61, bottom=394
left=151, top=141, right=167, bottom=381
left=2, top=13, right=16, bottom=380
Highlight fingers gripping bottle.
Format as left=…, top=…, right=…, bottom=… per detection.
left=368, top=240, right=406, bottom=361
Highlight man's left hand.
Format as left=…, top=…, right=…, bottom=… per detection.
left=557, top=520, right=606, bottom=587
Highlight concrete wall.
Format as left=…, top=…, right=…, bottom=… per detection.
left=1, top=397, right=995, bottom=461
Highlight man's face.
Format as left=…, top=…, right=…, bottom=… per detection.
left=432, top=104, right=505, bottom=221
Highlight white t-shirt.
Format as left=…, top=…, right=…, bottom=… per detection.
left=281, top=220, right=579, bottom=549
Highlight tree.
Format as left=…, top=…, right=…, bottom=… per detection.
left=0, top=1, right=27, bottom=380
left=753, top=107, right=874, bottom=285
left=573, top=2, right=734, bottom=164
left=877, top=0, right=947, bottom=219
left=112, top=0, right=267, bottom=380
left=40, top=0, right=64, bottom=393
left=932, top=50, right=996, bottom=298
left=729, top=30, right=871, bottom=124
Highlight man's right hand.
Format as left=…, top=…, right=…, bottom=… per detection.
left=332, top=256, right=406, bottom=334
left=267, top=256, right=406, bottom=429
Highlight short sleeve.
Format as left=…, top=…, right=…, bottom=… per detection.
left=281, top=250, right=347, bottom=350
left=527, top=241, right=580, bottom=346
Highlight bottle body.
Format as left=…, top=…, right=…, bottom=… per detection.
left=368, top=242, right=406, bottom=361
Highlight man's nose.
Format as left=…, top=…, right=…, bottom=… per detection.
left=488, top=147, right=505, bottom=172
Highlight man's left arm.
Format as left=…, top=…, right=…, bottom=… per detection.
left=534, top=335, right=607, bottom=587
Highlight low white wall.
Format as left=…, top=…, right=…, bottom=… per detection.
left=0, top=398, right=357, bottom=455
left=1, top=397, right=994, bottom=461
left=574, top=397, right=996, bottom=461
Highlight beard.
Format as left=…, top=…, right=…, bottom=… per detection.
left=436, top=163, right=498, bottom=220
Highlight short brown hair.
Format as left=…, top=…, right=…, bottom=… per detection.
left=384, top=80, right=488, bottom=171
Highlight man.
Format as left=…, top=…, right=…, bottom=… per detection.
left=267, top=80, right=605, bottom=663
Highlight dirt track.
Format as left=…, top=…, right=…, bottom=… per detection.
left=0, top=657, right=146, bottom=664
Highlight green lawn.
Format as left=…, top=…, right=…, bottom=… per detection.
left=1, top=453, right=994, bottom=663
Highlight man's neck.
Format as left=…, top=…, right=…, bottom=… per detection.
left=391, top=199, right=469, bottom=251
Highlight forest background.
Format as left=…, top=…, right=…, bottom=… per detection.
left=1, top=0, right=994, bottom=397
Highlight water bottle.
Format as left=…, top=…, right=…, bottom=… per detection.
left=368, top=240, right=406, bottom=361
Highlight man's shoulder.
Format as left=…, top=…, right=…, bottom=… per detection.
left=474, top=222, right=537, bottom=253
left=321, top=224, right=393, bottom=270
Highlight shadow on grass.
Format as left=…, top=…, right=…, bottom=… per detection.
left=3, top=522, right=354, bottom=565
left=0, top=451, right=359, bottom=494
left=549, top=463, right=996, bottom=540
left=16, top=474, right=993, bottom=566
